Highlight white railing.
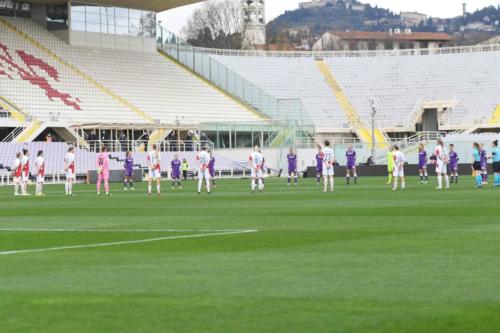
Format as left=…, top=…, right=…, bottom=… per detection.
left=192, top=43, right=500, bottom=59
left=84, top=140, right=215, bottom=153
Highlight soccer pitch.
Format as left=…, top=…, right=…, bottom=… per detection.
left=0, top=178, right=499, bottom=333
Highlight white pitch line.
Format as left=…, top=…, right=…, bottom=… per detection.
left=0, top=230, right=257, bottom=256
left=0, top=228, right=257, bottom=233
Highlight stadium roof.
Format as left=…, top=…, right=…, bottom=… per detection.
left=28, top=0, right=204, bottom=12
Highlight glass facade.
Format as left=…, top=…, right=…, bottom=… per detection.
left=70, top=2, right=156, bottom=38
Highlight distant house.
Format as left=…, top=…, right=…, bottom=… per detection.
left=400, top=11, right=427, bottom=26
left=313, top=30, right=454, bottom=51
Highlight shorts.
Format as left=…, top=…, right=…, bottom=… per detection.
left=21, top=173, right=29, bottom=182
left=323, top=166, right=334, bottom=177
left=387, top=165, right=394, bottom=173
left=449, top=165, right=458, bottom=172
left=148, top=169, right=161, bottom=179
left=37, top=175, right=44, bottom=183
left=198, top=169, right=211, bottom=180
left=171, top=172, right=181, bottom=180
left=473, top=161, right=482, bottom=171
left=346, top=164, right=356, bottom=170
left=288, top=168, right=297, bottom=175
left=316, top=167, right=323, bottom=174
left=98, top=172, right=109, bottom=182
left=13, top=176, right=20, bottom=183
left=493, top=161, right=500, bottom=173
left=435, top=160, right=447, bottom=174
left=66, top=169, right=75, bottom=180
left=124, top=169, right=133, bottom=177
left=418, top=164, right=427, bottom=169
left=393, top=167, right=404, bottom=177
left=251, top=168, right=263, bottom=179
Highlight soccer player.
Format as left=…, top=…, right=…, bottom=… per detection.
left=449, top=144, right=459, bottom=184
left=249, top=146, right=264, bottom=193
left=417, top=144, right=428, bottom=184
left=171, top=153, right=182, bottom=189
left=20, top=149, right=30, bottom=196
left=208, top=151, right=216, bottom=189
left=480, top=143, right=488, bottom=185
left=147, top=144, right=161, bottom=195
left=287, top=148, right=298, bottom=186
left=123, top=151, right=134, bottom=190
left=12, top=152, right=22, bottom=196
left=315, top=146, right=323, bottom=186
left=492, top=140, right=500, bottom=187
left=96, top=146, right=111, bottom=196
left=196, top=146, right=211, bottom=194
left=35, top=150, right=45, bottom=196
left=472, top=142, right=482, bottom=188
left=64, top=146, right=76, bottom=196
left=386, top=145, right=394, bottom=185
left=321, top=140, right=335, bottom=192
left=345, top=144, right=357, bottom=185
left=434, top=139, right=450, bottom=190
left=392, top=145, right=405, bottom=191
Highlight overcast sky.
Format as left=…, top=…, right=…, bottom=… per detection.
left=157, top=0, right=500, bottom=34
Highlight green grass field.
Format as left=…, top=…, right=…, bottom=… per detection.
left=0, top=177, right=499, bottom=333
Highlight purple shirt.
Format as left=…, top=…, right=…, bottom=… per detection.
left=449, top=151, right=459, bottom=168
left=209, top=157, right=215, bottom=176
left=480, top=149, right=487, bottom=168
left=171, top=159, right=181, bottom=177
left=287, top=153, right=297, bottom=171
left=316, top=153, right=323, bottom=171
left=346, top=150, right=356, bottom=167
left=124, top=157, right=133, bottom=176
left=418, top=150, right=427, bottom=167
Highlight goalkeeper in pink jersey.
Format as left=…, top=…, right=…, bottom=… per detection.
left=96, top=145, right=111, bottom=196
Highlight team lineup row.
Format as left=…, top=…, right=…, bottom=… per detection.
left=7, top=139, right=500, bottom=196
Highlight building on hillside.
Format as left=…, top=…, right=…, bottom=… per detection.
left=242, top=0, right=267, bottom=49
left=299, top=0, right=335, bottom=9
left=400, top=11, right=427, bottom=26
left=313, top=30, right=454, bottom=51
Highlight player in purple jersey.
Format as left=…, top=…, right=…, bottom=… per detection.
left=123, top=151, right=135, bottom=190
left=208, top=150, right=216, bottom=189
left=345, top=144, right=357, bottom=185
left=287, top=148, right=298, bottom=186
left=315, top=146, right=323, bottom=186
left=448, top=144, right=459, bottom=184
left=171, top=153, right=182, bottom=189
left=418, top=144, right=428, bottom=184
left=480, top=144, right=488, bottom=185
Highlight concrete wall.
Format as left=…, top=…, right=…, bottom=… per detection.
left=70, top=31, right=156, bottom=52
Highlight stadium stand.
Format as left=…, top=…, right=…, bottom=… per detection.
left=0, top=17, right=263, bottom=127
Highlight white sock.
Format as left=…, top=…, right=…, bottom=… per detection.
left=65, top=182, right=68, bottom=194
left=251, top=179, right=256, bottom=191
left=156, top=184, right=161, bottom=193
left=14, top=183, right=19, bottom=195
left=323, top=177, right=327, bottom=191
left=444, top=175, right=449, bottom=187
left=393, top=179, right=398, bottom=189
left=148, top=185, right=152, bottom=193
left=437, top=175, right=442, bottom=188
left=69, top=182, right=73, bottom=194
left=205, top=179, right=210, bottom=192
left=330, top=177, right=334, bottom=191
left=258, top=179, right=263, bottom=190
left=402, top=180, right=405, bottom=189
left=198, top=179, right=203, bottom=193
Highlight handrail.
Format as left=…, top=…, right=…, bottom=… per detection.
left=183, top=42, right=500, bottom=59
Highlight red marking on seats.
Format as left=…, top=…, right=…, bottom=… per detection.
left=0, top=42, right=81, bottom=110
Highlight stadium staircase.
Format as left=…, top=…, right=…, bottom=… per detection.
left=315, top=60, right=387, bottom=148
left=0, top=16, right=155, bottom=125
left=489, top=104, right=500, bottom=125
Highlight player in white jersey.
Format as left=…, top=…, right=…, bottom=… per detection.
left=147, top=144, right=161, bottom=195
left=20, top=149, right=30, bottom=196
left=248, top=146, right=264, bottom=193
left=196, top=146, right=211, bottom=194
left=392, top=145, right=406, bottom=191
left=321, top=140, right=335, bottom=192
left=434, top=139, right=450, bottom=190
left=64, top=146, right=76, bottom=196
left=35, top=150, right=45, bottom=196
left=12, top=152, right=22, bottom=196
